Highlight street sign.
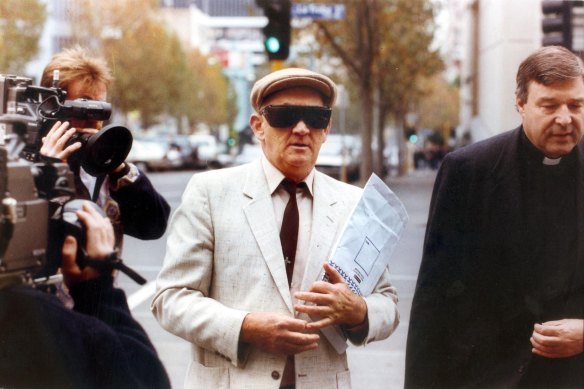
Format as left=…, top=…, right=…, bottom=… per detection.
left=292, top=3, right=346, bottom=20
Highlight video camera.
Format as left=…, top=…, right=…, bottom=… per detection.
left=0, top=74, right=143, bottom=285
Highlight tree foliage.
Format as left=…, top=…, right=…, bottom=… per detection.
left=295, top=0, right=443, bottom=178
left=415, top=74, right=459, bottom=133
left=0, top=0, right=46, bottom=74
left=183, top=50, right=236, bottom=130
left=67, top=0, right=235, bottom=132
left=375, top=0, right=444, bottom=175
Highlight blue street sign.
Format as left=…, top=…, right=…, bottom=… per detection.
left=291, top=4, right=346, bottom=20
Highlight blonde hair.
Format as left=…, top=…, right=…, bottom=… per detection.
left=40, top=46, right=113, bottom=93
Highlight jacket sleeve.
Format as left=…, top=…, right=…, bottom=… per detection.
left=69, top=276, right=171, bottom=388
left=150, top=174, right=249, bottom=367
left=109, top=166, right=171, bottom=240
left=405, top=153, right=477, bottom=388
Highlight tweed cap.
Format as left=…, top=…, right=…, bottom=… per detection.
left=250, top=67, right=337, bottom=112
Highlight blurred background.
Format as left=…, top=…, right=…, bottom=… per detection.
left=2, top=0, right=578, bottom=181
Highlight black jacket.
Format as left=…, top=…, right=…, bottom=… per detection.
left=0, top=277, right=171, bottom=389
left=405, top=127, right=584, bottom=388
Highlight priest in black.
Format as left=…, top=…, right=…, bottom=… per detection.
left=405, top=46, right=584, bottom=388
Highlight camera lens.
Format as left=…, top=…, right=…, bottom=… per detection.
left=65, top=125, right=133, bottom=176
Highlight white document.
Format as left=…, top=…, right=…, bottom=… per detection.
left=319, top=173, right=409, bottom=353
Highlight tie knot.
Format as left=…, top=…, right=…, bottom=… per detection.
left=281, top=179, right=304, bottom=195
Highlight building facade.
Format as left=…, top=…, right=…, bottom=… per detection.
left=454, top=0, right=542, bottom=142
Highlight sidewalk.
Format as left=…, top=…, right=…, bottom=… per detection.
left=348, top=169, right=436, bottom=389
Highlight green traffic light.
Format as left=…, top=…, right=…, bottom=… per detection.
left=265, top=36, right=281, bottom=53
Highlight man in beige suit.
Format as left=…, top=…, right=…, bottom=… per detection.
left=151, top=68, right=399, bottom=389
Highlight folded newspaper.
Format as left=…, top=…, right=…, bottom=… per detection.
left=318, top=173, right=409, bottom=353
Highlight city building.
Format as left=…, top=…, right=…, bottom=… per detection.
left=453, top=0, right=542, bottom=142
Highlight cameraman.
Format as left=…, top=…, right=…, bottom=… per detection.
left=0, top=201, right=171, bottom=388
left=39, top=46, right=170, bottom=248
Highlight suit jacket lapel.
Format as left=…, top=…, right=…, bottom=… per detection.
left=301, top=172, right=345, bottom=292
left=242, top=161, right=294, bottom=313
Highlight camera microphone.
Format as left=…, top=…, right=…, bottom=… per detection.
left=59, top=99, right=111, bottom=121
left=52, top=70, right=59, bottom=88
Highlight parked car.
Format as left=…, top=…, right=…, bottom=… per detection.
left=232, top=143, right=263, bottom=166
left=126, top=137, right=181, bottom=172
left=167, top=135, right=199, bottom=170
left=189, top=134, right=221, bottom=168
left=316, top=134, right=360, bottom=181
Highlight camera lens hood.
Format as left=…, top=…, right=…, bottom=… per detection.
left=80, top=124, right=133, bottom=176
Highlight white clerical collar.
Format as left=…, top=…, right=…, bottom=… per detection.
left=542, top=156, right=561, bottom=166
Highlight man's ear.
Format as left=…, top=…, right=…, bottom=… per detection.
left=516, top=96, right=526, bottom=115
left=249, top=114, right=265, bottom=141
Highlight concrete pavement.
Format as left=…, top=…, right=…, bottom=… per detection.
left=347, top=169, right=436, bottom=389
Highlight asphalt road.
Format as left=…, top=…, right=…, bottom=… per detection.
left=119, top=168, right=437, bottom=388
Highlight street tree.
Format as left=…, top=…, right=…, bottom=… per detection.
left=64, top=0, right=235, bottom=133
left=299, top=0, right=383, bottom=182
left=296, top=0, right=442, bottom=178
left=0, top=0, right=46, bottom=74
left=415, top=74, right=459, bottom=140
left=183, top=49, right=238, bottom=133
left=375, top=0, right=443, bottom=175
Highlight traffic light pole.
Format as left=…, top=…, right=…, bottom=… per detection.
left=270, top=60, right=285, bottom=71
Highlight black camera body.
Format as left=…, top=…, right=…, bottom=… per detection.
left=0, top=74, right=131, bottom=282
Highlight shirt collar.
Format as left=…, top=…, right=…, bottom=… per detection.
left=261, top=156, right=315, bottom=196
left=520, top=128, right=576, bottom=168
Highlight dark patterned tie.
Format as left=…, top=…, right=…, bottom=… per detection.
left=279, top=179, right=304, bottom=387
left=280, top=179, right=301, bottom=286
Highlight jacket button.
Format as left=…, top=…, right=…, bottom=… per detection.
left=271, top=371, right=280, bottom=380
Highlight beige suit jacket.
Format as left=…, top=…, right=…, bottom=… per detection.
left=151, top=160, right=399, bottom=389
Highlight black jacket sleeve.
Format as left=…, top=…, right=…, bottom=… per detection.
left=405, top=152, right=479, bottom=388
left=0, top=281, right=170, bottom=389
left=110, top=170, right=171, bottom=240
left=69, top=277, right=171, bottom=389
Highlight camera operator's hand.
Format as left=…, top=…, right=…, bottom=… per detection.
left=41, top=121, right=97, bottom=161
left=61, top=201, right=115, bottom=287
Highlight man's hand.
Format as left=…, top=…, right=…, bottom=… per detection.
left=61, top=201, right=115, bottom=287
left=294, top=262, right=367, bottom=330
left=240, top=312, right=319, bottom=355
left=531, top=319, right=584, bottom=358
left=40, top=121, right=96, bottom=161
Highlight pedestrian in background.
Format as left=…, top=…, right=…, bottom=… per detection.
left=152, top=67, right=400, bottom=389
left=406, top=45, right=584, bottom=388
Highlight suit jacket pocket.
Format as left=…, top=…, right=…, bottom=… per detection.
left=184, top=361, right=229, bottom=389
left=336, top=369, right=351, bottom=389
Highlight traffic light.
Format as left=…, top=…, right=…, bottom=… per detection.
left=541, top=0, right=584, bottom=50
left=405, top=128, right=418, bottom=143
left=256, top=0, right=291, bottom=60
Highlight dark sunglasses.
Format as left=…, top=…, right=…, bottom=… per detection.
left=260, top=105, right=332, bottom=129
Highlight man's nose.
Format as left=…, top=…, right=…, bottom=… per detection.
left=555, top=105, right=573, bottom=126
left=292, top=120, right=310, bottom=134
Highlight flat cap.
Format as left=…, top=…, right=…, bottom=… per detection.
left=250, top=67, right=337, bottom=112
